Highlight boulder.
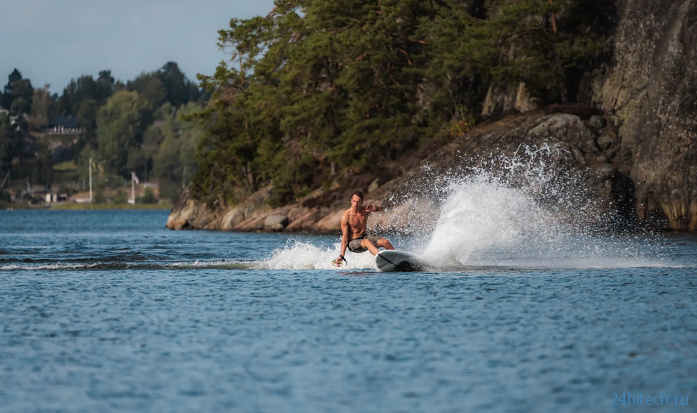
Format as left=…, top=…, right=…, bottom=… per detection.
left=596, top=134, right=614, bottom=151
left=312, top=209, right=344, bottom=233
left=166, top=186, right=212, bottom=230
left=285, top=209, right=320, bottom=231
left=586, top=115, right=607, bottom=131
left=167, top=218, right=189, bottom=230
left=220, top=185, right=273, bottom=230
left=368, top=178, right=380, bottom=193
left=264, top=215, right=289, bottom=231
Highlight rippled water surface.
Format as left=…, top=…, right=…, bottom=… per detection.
left=1, top=210, right=696, bottom=413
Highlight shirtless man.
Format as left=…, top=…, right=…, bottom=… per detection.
left=332, top=191, right=394, bottom=267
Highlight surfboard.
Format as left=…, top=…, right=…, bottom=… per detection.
left=375, top=250, right=425, bottom=272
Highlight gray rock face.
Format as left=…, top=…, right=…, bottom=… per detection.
left=367, top=113, right=628, bottom=233
left=166, top=186, right=213, bottom=230
left=597, top=134, right=614, bottom=151
left=592, top=0, right=697, bottom=229
left=264, top=215, right=289, bottom=231
left=586, top=116, right=607, bottom=131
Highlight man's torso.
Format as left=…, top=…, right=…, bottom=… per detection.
left=345, top=207, right=368, bottom=240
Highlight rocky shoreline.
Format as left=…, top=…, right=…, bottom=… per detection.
left=167, top=111, right=637, bottom=233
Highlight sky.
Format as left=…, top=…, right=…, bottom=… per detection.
left=1, top=0, right=276, bottom=94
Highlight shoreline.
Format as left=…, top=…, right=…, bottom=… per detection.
left=0, top=203, right=172, bottom=211
left=51, top=203, right=171, bottom=210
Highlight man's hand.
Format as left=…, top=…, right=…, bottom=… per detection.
left=365, top=204, right=377, bottom=213
left=332, top=255, right=347, bottom=267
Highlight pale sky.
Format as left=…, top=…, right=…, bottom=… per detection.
left=1, top=0, right=276, bottom=94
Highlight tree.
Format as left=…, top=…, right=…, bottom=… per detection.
left=56, top=71, right=114, bottom=117
left=35, top=143, right=53, bottom=185
left=3, top=69, right=23, bottom=105
left=96, top=70, right=115, bottom=103
left=31, top=85, right=53, bottom=128
left=433, top=0, right=606, bottom=105
left=113, top=189, right=128, bottom=204
left=153, top=102, right=203, bottom=202
left=4, top=69, right=33, bottom=114
left=159, top=62, right=201, bottom=107
left=190, top=0, right=435, bottom=206
left=137, top=188, right=158, bottom=204
left=96, top=90, right=148, bottom=176
left=128, top=72, right=166, bottom=111
left=0, top=112, right=20, bottom=175
left=77, top=98, right=99, bottom=147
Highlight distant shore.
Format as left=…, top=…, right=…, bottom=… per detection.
left=1, top=203, right=171, bottom=211
left=51, top=203, right=171, bottom=210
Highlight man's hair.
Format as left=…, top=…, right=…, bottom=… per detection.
left=352, top=191, right=364, bottom=200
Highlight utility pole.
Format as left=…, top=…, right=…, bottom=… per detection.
left=89, top=158, right=93, bottom=202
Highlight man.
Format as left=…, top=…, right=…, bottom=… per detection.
left=332, top=191, right=394, bottom=267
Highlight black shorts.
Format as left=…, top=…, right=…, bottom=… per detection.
left=348, top=234, right=382, bottom=253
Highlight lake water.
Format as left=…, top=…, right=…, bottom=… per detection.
left=1, top=209, right=696, bottom=413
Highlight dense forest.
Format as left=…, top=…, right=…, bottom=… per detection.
left=189, top=0, right=613, bottom=209
left=0, top=62, right=204, bottom=204
left=1, top=0, right=614, bottom=209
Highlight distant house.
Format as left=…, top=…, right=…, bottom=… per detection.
left=47, top=117, right=82, bottom=135
left=45, top=193, right=68, bottom=203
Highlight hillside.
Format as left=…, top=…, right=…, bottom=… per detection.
left=167, top=0, right=697, bottom=232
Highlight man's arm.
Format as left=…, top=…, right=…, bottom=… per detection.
left=339, top=212, right=349, bottom=258
left=365, top=204, right=383, bottom=213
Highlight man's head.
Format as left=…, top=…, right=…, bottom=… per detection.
left=351, top=191, right=364, bottom=209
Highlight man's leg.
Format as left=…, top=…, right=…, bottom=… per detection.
left=360, top=239, right=380, bottom=255
left=377, top=238, right=395, bottom=250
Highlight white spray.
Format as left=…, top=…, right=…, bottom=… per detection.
left=263, top=145, right=666, bottom=270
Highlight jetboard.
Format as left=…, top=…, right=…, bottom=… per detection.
left=376, top=250, right=425, bottom=272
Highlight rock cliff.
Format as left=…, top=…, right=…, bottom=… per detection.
left=591, top=0, right=697, bottom=230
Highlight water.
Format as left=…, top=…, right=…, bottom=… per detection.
left=1, top=205, right=696, bottom=413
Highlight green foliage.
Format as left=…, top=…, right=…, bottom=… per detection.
left=0, top=3, right=608, bottom=210
left=441, top=0, right=606, bottom=103
left=128, top=72, right=166, bottom=111
left=137, top=188, right=158, bottom=204
left=96, top=90, right=148, bottom=177
left=191, top=0, right=435, bottom=206
left=150, top=102, right=203, bottom=202
left=4, top=69, right=33, bottom=114
left=188, top=0, right=608, bottom=208
left=1, top=63, right=202, bottom=205
left=0, top=112, right=21, bottom=174
left=75, top=146, right=97, bottom=177
left=31, top=86, right=53, bottom=128
left=113, top=189, right=128, bottom=204
left=93, top=189, right=106, bottom=204
left=128, top=63, right=203, bottom=112
left=57, top=71, right=115, bottom=117
left=35, top=143, right=53, bottom=185
left=77, top=98, right=99, bottom=147
left=159, top=62, right=202, bottom=107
